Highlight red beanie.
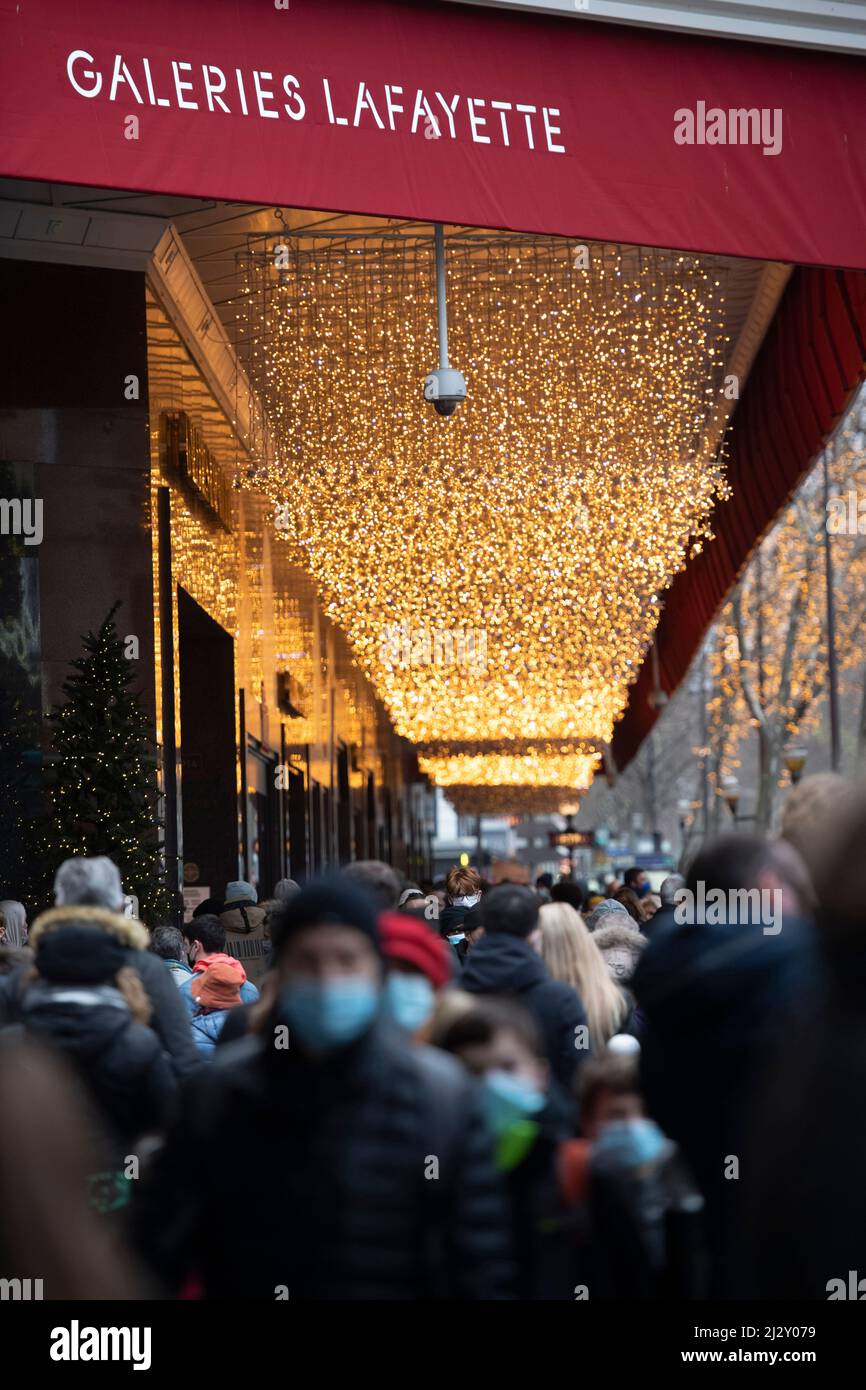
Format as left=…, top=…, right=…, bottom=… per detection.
left=378, top=912, right=451, bottom=990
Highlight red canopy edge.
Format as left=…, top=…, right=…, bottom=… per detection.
left=610, top=267, right=866, bottom=772
left=1, top=0, right=866, bottom=268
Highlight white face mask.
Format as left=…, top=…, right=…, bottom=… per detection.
left=606, top=950, right=632, bottom=979
left=452, top=893, right=480, bottom=908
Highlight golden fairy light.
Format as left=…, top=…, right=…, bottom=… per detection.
left=232, top=228, right=729, bottom=795
left=419, top=752, right=599, bottom=789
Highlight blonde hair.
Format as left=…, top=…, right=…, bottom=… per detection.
left=539, top=901, right=627, bottom=1050
left=425, top=989, right=477, bottom=1048
left=114, top=966, right=152, bottom=1026
left=780, top=771, right=853, bottom=887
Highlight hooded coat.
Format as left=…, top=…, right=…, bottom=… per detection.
left=461, top=932, right=589, bottom=1088
left=592, top=920, right=646, bottom=986
left=8, top=908, right=177, bottom=1156
left=0, top=906, right=200, bottom=1082
left=631, top=914, right=818, bottom=1297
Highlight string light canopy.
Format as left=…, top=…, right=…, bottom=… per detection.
left=446, top=785, right=584, bottom=817
left=231, top=223, right=730, bottom=806
left=418, top=752, right=599, bottom=788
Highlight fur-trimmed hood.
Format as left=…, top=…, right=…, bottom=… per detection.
left=593, top=921, right=646, bottom=982
left=29, top=904, right=149, bottom=952
left=592, top=921, right=646, bottom=955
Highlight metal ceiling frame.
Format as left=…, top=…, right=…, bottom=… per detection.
left=443, top=0, right=866, bottom=55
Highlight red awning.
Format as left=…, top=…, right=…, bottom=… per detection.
left=3, top=0, right=866, bottom=772
left=611, top=266, right=866, bottom=770
left=1, top=0, right=865, bottom=269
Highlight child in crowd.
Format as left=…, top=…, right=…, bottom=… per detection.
left=438, top=996, right=581, bottom=1299
left=561, top=1054, right=706, bottom=1298
left=189, top=961, right=244, bottom=1054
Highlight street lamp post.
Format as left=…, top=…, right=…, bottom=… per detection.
left=721, top=774, right=740, bottom=823
left=784, top=745, right=808, bottom=786
left=677, top=796, right=692, bottom=861
left=721, top=774, right=757, bottom=825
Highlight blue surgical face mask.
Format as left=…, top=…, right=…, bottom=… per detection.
left=447, top=932, right=465, bottom=946
left=278, top=977, right=379, bottom=1052
left=383, top=972, right=435, bottom=1033
left=592, top=1118, right=669, bottom=1173
left=483, top=1069, right=545, bottom=1139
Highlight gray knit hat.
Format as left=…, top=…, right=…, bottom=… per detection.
left=273, top=879, right=300, bottom=903
left=224, top=880, right=257, bottom=906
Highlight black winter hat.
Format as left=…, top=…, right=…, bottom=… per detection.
left=270, top=876, right=381, bottom=959
left=36, top=924, right=127, bottom=984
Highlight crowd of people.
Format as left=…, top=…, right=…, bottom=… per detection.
left=0, top=768, right=863, bottom=1300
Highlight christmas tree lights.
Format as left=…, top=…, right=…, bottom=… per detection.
left=34, top=605, right=172, bottom=923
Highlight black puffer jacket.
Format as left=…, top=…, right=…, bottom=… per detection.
left=440, top=904, right=472, bottom=965
left=134, top=1017, right=516, bottom=1299
left=461, top=933, right=589, bottom=1088
left=18, top=979, right=176, bottom=1155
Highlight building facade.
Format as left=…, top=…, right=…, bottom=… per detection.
left=0, top=239, right=434, bottom=919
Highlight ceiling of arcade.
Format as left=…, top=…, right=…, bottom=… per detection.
left=0, top=182, right=789, bottom=812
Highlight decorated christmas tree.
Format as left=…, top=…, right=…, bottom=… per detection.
left=0, top=689, right=38, bottom=899
left=39, top=604, right=172, bottom=923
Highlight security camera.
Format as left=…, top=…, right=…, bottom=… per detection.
left=423, top=365, right=466, bottom=417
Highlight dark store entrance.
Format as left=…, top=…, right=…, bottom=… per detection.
left=178, top=586, right=237, bottom=902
